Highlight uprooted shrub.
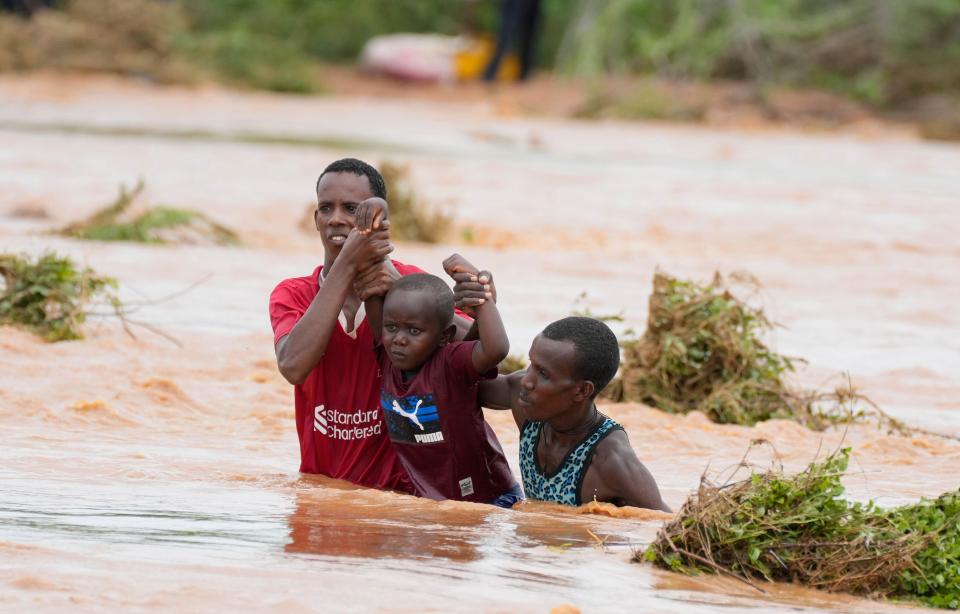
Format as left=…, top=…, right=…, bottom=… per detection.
left=61, top=180, right=240, bottom=246
left=611, top=271, right=899, bottom=430
left=0, top=251, right=121, bottom=341
left=642, top=446, right=960, bottom=609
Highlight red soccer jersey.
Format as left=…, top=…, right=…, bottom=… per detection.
left=377, top=341, right=518, bottom=502
left=269, top=261, right=426, bottom=493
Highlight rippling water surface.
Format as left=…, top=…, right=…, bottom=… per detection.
left=1, top=74, right=958, bottom=612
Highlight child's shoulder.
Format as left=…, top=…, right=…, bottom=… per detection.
left=423, top=340, right=476, bottom=376
left=442, top=339, right=475, bottom=351
left=430, top=340, right=474, bottom=366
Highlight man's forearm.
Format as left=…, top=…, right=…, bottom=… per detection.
left=276, top=260, right=356, bottom=384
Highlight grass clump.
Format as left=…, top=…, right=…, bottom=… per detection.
left=61, top=180, right=240, bottom=246
left=556, top=0, right=960, bottom=109
left=0, top=251, right=120, bottom=342
left=176, top=28, right=319, bottom=94
left=616, top=271, right=878, bottom=429
left=891, top=492, right=960, bottom=609
left=643, top=446, right=960, bottom=609
left=380, top=161, right=453, bottom=244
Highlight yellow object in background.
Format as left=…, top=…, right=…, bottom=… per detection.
left=454, top=36, right=520, bottom=81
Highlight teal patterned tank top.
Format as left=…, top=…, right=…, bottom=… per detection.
left=519, top=416, right=623, bottom=506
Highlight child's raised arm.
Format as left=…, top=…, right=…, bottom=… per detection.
left=363, top=293, right=384, bottom=344
left=355, top=257, right=391, bottom=345
left=471, top=294, right=509, bottom=372
left=443, top=254, right=509, bottom=374
left=353, top=199, right=391, bottom=344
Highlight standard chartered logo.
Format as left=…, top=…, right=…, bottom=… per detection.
left=313, top=405, right=382, bottom=440
left=313, top=405, right=329, bottom=434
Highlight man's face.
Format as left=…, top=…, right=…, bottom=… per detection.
left=382, top=289, right=448, bottom=372
left=315, top=171, right=374, bottom=258
left=518, top=335, right=583, bottom=422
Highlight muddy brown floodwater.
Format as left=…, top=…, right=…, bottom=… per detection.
left=1, top=74, right=959, bottom=612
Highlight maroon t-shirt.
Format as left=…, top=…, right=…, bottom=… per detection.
left=377, top=341, right=518, bottom=502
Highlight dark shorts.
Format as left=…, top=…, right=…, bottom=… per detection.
left=489, top=483, right=524, bottom=509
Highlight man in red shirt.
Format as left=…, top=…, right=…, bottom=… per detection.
left=269, top=158, right=470, bottom=491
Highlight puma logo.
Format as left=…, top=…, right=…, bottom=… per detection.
left=390, top=398, right=424, bottom=431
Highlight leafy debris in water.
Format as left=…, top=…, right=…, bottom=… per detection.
left=642, top=444, right=960, bottom=609
left=0, top=251, right=121, bottom=341
left=61, top=180, right=240, bottom=246
left=609, top=271, right=907, bottom=433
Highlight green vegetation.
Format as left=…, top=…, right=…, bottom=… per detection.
left=380, top=161, right=452, bottom=244
left=611, top=271, right=905, bottom=431
left=557, top=0, right=960, bottom=109
left=643, top=446, right=960, bottom=609
left=179, top=0, right=483, bottom=64
left=893, top=492, right=960, bottom=609
left=61, top=180, right=240, bottom=246
left=176, top=25, right=318, bottom=93
left=2, top=0, right=959, bottom=123
left=0, top=0, right=496, bottom=92
left=0, top=251, right=121, bottom=341
left=0, top=0, right=195, bottom=84
left=618, top=271, right=804, bottom=424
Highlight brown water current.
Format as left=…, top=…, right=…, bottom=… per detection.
left=1, top=75, right=959, bottom=612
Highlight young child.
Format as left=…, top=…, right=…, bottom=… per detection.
left=360, top=253, right=522, bottom=508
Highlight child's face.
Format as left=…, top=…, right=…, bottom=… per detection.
left=382, top=289, right=449, bottom=372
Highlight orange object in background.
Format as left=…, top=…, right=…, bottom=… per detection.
left=454, top=35, right=520, bottom=82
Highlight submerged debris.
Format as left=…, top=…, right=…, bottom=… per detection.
left=617, top=271, right=804, bottom=423
left=613, top=271, right=905, bottom=432
left=61, top=180, right=240, bottom=246
left=0, top=251, right=121, bottom=342
left=642, top=446, right=960, bottom=609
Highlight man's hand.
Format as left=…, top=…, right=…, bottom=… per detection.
left=338, top=227, right=393, bottom=272
left=444, top=253, right=495, bottom=317
left=355, top=197, right=389, bottom=233
left=444, top=253, right=509, bottom=374
left=354, top=259, right=401, bottom=301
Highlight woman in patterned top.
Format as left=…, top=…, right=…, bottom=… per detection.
left=455, top=297, right=670, bottom=510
